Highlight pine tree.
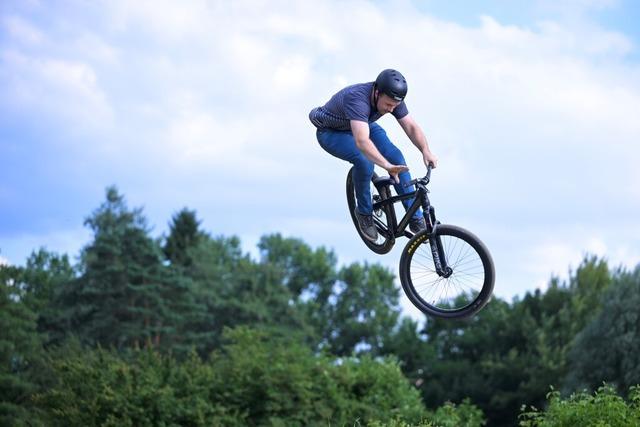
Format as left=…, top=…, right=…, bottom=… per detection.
left=18, top=249, right=75, bottom=346
left=163, top=208, right=204, bottom=268
left=64, top=187, right=176, bottom=350
left=0, top=264, right=42, bottom=422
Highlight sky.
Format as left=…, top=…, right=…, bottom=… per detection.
left=1, top=0, right=639, bottom=317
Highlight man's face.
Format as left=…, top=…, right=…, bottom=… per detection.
left=376, top=92, right=402, bottom=115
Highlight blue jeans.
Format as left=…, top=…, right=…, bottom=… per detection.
left=316, top=122, right=421, bottom=218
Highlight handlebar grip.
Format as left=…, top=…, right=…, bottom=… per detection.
left=404, top=165, right=434, bottom=188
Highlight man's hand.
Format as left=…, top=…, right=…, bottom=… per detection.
left=385, top=164, right=409, bottom=183
left=423, top=150, right=439, bottom=168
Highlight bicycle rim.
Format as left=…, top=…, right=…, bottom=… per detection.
left=400, top=224, right=494, bottom=318
left=346, top=168, right=395, bottom=254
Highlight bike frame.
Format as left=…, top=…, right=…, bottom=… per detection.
left=372, top=183, right=434, bottom=238
left=372, top=168, right=453, bottom=277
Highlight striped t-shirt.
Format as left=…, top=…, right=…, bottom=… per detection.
left=309, top=82, right=409, bottom=131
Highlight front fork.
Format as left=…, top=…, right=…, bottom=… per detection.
left=423, top=198, right=453, bottom=278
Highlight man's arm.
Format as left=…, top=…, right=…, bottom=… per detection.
left=398, top=115, right=439, bottom=167
left=351, top=120, right=408, bottom=182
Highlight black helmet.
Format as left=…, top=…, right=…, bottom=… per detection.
left=375, top=69, right=407, bottom=101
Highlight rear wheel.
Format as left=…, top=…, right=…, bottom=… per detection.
left=346, top=167, right=395, bottom=254
left=399, top=224, right=494, bottom=318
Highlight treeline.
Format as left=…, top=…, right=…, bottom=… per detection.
left=1, top=186, right=639, bottom=426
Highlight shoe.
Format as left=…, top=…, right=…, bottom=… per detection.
left=354, top=209, right=378, bottom=242
left=409, top=217, right=426, bottom=234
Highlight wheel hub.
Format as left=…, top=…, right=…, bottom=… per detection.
left=441, top=266, right=453, bottom=278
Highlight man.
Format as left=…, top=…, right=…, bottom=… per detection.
left=309, top=69, right=439, bottom=242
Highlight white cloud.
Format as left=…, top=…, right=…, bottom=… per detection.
left=73, top=34, right=120, bottom=65
left=264, top=13, right=341, bottom=52
left=1, top=0, right=639, bottom=301
left=273, top=56, right=312, bottom=93
left=106, top=0, right=213, bottom=39
left=0, top=255, right=10, bottom=266
left=2, top=14, right=44, bottom=45
left=163, top=111, right=251, bottom=167
left=1, top=50, right=113, bottom=130
left=524, top=226, right=640, bottom=292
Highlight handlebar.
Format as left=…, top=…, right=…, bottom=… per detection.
left=403, top=163, right=434, bottom=189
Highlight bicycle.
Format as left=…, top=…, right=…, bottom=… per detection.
left=346, top=164, right=495, bottom=318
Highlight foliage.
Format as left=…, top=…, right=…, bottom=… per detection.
left=0, top=264, right=42, bottom=424
left=328, top=262, right=400, bottom=356
left=32, top=327, right=435, bottom=426
left=33, top=340, right=232, bottom=426
left=393, top=257, right=620, bottom=427
left=258, top=234, right=402, bottom=356
left=367, top=397, right=485, bottom=427
left=519, top=385, right=640, bottom=427
left=3, top=186, right=640, bottom=426
left=57, top=186, right=175, bottom=350
left=183, top=234, right=309, bottom=356
left=163, top=208, right=205, bottom=268
left=565, top=266, right=640, bottom=393
left=430, top=399, right=486, bottom=427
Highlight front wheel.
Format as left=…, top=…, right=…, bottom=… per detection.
left=399, top=224, right=494, bottom=318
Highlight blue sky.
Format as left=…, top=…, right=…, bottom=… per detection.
left=1, top=0, right=639, bottom=317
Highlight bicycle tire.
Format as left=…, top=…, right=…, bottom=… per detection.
left=399, top=224, right=494, bottom=318
left=346, top=167, right=395, bottom=254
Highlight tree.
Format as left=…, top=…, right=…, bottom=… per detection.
left=259, top=234, right=403, bottom=356
left=382, top=317, right=436, bottom=388
left=566, top=256, right=612, bottom=336
left=565, top=265, right=640, bottom=393
left=0, top=264, right=42, bottom=423
left=326, top=262, right=401, bottom=356
left=406, top=256, right=616, bottom=427
left=207, top=327, right=430, bottom=425
left=416, top=297, right=528, bottom=426
left=62, top=187, right=181, bottom=350
left=18, top=249, right=75, bottom=346
left=32, top=327, right=442, bottom=426
left=163, top=208, right=204, bottom=268
left=258, top=234, right=337, bottom=300
left=180, top=234, right=310, bottom=355
left=258, top=234, right=337, bottom=348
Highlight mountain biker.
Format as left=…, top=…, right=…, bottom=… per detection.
left=309, top=69, right=439, bottom=242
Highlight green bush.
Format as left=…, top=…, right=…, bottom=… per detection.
left=32, top=327, right=481, bottom=426
left=367, top=399, right=485, bottom=427
left=206, top=327, right=429, bottom=425
left=519, top=385, right=640, bottom=426
left=430, top=399, right=485, bottom=427
left=33, top=343, right=233, bottom=426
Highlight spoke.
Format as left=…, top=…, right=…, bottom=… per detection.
left=408, top=231, right=487, bottom=311
left=452, top=265, right=484, bottom=276
left=411, top=273, right=439, bottom=283
left=445, top=235, right=459, bottom=265
left=448, top=275, right=481, bottom=291
left=452, top=257, right=482, bottom=271
left=413, top=276, right=444, bottom=290
left=450, top=237, right=467, bottom=269
left=415, top=251, right=434, bottom=263
left=412, top=259, right=437, bottom=272
left=452, top=246, right=475, bottom=269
